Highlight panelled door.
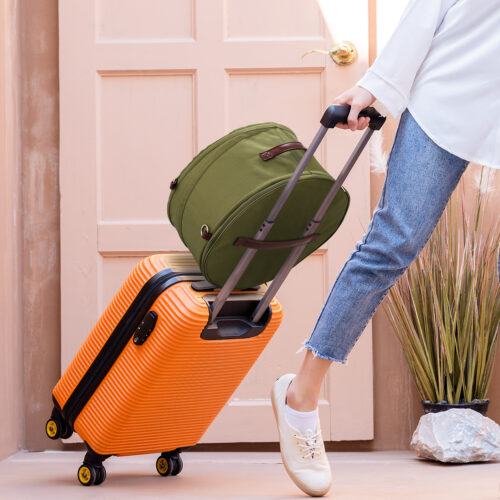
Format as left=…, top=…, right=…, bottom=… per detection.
left=60, top=0, right=374, bottom=442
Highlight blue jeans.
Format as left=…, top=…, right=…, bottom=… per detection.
left=300, top=110, right=473, bottom=364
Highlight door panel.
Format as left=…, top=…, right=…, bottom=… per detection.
left=60, top=0, right=373, bottom=442
left=225, top=0, right=323, bottom=39
left=98, top=73, right=194, bottom=220
left=97, top=0, right=194, bottom=41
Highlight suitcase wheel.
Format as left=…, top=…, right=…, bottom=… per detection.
left=156, top=452, right=183, bottom=477
left=94, top=466, right=107, bottom=486
left=171, top=455, right=183, bottom=476
left=45, top=418, right=61, bottom=440
left=77, top=464, right=96, bottom=486
left=77, top=463, right=106, bottom=486
left=45, top=414, right=73, bottom=440
left=156, top=455, right=173, bottom=476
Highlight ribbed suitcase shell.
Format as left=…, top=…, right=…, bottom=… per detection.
left=53, top=253, right=282, bottom=456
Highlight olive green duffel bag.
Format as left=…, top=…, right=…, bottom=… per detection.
left=167, top=122, right=349, bottom=290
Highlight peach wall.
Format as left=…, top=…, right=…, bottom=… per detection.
left=0, top=0, right=24, bottom=460
left=19, top=0, right=62, bottom=451
left=3, top=0, right=499, bottom=455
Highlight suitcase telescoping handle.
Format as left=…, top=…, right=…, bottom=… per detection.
left=320, top=104, right=386, bottom=129
left=210, top=105, right=386, bottom=322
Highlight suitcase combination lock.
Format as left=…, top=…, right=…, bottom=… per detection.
left=133, top=311, right=158, bottom=345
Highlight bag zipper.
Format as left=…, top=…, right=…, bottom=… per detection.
left=200, top=171, right=338, bottom=284
left=201, top=179, right=290, bottom=273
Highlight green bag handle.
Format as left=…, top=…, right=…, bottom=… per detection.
left=259, top=142, right=306, bottom=161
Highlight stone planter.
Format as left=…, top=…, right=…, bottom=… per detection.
left=411, top=408, right=500, bottom=463
left=421, top=399, right=489, bottom=416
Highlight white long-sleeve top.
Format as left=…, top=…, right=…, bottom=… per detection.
left=357, top=0, right=500, bottom=170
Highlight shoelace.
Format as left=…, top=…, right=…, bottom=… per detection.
left=295, top=429, right=323, bottom=460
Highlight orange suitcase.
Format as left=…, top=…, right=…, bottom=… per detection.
left=46, top=253, right=282, bottom=485
left=46, top=105, right=384, bottom=486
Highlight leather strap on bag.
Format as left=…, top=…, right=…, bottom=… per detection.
left=259, top=142, right=306, bottom=161
left=234, top=233, right=320, bottom=250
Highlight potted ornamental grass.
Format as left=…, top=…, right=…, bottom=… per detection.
left=384, top=167, right=500, bottom=415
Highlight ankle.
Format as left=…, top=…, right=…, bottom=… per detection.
left=286, top=380, right=318, bottom=412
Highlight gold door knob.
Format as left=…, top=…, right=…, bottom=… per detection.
left=302, top=41, right=358, bottom=66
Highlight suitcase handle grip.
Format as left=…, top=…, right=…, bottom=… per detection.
left=321, top=105, right=385, bottom=130
left=234, top=233, right=320, bottom=250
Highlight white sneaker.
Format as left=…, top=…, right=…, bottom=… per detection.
left=271, top=374, right=332, bottom=497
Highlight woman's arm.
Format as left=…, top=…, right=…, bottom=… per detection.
left=359, top=0, right=457, bottom=117
left=336, top=0, right=457, bottom=130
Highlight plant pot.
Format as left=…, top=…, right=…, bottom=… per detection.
left=421, top=399, right=490, bottom=416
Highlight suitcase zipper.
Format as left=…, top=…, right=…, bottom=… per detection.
left=59, top=270, right=203, bottom=428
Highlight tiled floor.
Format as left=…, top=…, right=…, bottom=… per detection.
left=0, top=450, right=498, bottom=499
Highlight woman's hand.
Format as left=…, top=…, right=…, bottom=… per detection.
left=333, top=86, right=376, bottom=131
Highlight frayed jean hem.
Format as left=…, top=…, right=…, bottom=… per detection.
left=296, top=339, right=349, bottom=365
